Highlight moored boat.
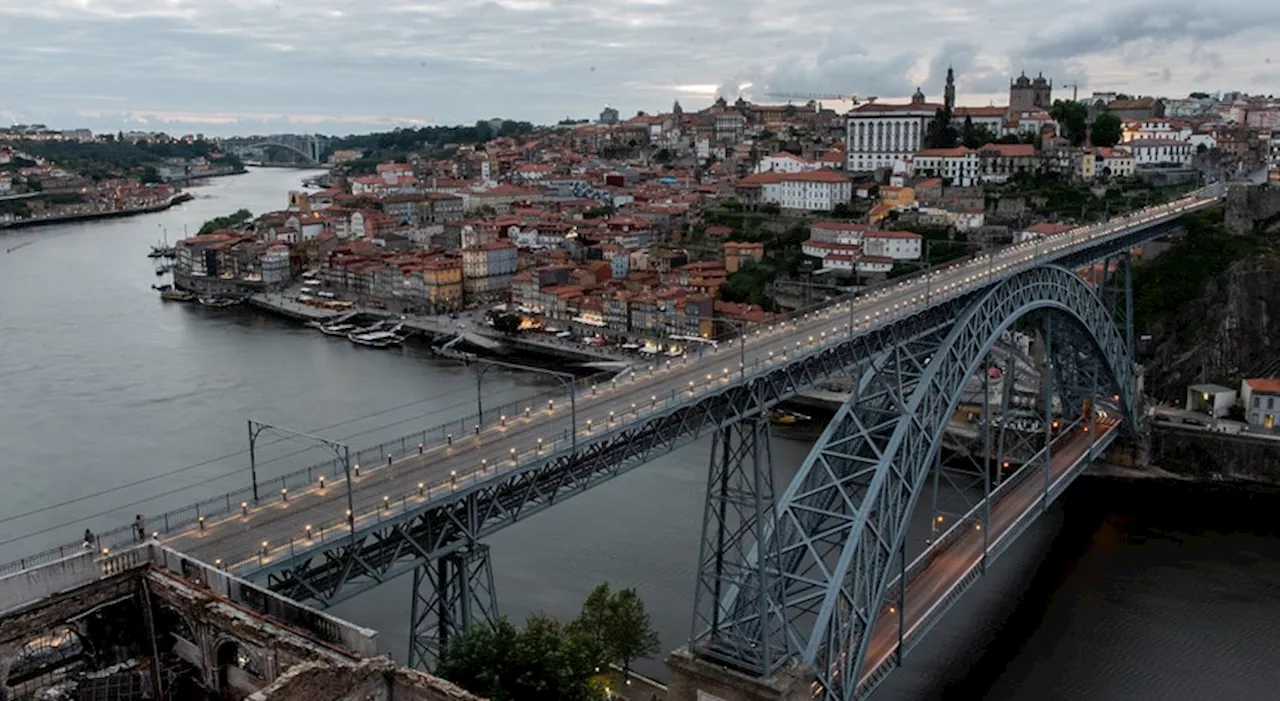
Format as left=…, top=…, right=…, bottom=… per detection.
left=348, top=323, right=406, bottom=348
left=347, top=330, right=406, bottom=348
left=767, top=409, right=812, bottom=426
left=161, top=288, right=195, bottom=302
left=198, top=296, right=242, bottom=308
left=319, top=323, right=356, bottom=337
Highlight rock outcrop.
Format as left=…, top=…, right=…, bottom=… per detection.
left=1143, top=257, right=1280, bottom=401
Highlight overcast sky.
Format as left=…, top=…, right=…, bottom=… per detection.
left=2, top=0, right=1277, bottom=137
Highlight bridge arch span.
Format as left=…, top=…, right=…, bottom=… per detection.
left=246, top=141, right=320, bottom=165
left=708, top=265, right=1137, bottom=700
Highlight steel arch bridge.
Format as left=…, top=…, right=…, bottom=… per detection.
left=225, top=134, right=326, bottom=165
left=690, top=265, right=1137, bottom=701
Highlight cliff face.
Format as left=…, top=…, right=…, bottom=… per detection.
left=1144, top=258, right=1280, bottom=401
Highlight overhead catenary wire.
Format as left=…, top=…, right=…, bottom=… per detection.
left=0, top=383, right=554, bottom=548
left=0, top=378, right=540, bottom=529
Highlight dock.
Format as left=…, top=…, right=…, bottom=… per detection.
left=247, top=293, right=353, bottom=322
left=245, top=294, right=627, bottom=365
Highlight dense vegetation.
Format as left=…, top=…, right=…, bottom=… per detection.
left=11, top=139, right=242, bottom=181
left=325, top=120, right=536, bottom=172
left=436, top=582, right=658, bottom=701
left=998, top=172, right=1190, bottom=219
left=196, top=209, right=254, bottom=236
left=1132, top=207, right=1254, bottom=331
left=1048, top=101, right=1125, bottom=147
left=707, top=202, right=814, bottom=310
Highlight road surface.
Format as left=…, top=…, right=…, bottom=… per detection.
left=857, top=418, right=1121, bottom=685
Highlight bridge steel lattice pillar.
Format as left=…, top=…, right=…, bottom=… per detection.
left=690, top=415, right=787, bottom=678
left=696, top=266, right=1139, bottom=701
left=406, top=542, right=499, bottom=669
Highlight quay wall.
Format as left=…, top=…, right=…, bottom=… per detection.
left=1149, top=423, right=1280, bottom=483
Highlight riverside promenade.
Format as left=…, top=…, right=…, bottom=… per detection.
left=0, top=191, right=194, bottom=230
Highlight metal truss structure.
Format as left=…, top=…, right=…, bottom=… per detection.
left=243, top=205, right=1192, bottom=673
left=690, top=414, right=787, bottom=677
left=696, top=266, right=1138, bottom=701
left=224, top=134, right=327, bottom=164
left=407, top=542, right=499, bottom=667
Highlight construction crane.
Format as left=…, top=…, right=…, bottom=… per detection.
left=764, top=92, right=873, bottom=104
left=1061, top=83, right=1080, bottom=102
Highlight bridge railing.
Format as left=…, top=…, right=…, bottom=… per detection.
left=0, top=371, right=611, bottom=577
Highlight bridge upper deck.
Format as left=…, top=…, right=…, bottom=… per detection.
left=5, top=187, right=1224, bottom=583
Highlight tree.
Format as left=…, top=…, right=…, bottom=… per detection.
left=436, top=616, right=605, bottom=701
left=1090, top=113, right=1123, bottom=147
left=1049, top=99, right=1089, bottom=146
left=570, top=583, right=661, bottom=677
left=139, top=165, right=163, bottom=184
left=606, top=588, right=660, bottom=674
left=196, top=209, right=254, bottom=236
left=961, top=119, right=996, bottom=149
left=926, top=107, right=958, bottom=149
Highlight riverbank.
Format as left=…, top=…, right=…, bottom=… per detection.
left=0, top=190, right=194, bottom=231
left=165, top=167, right=247, bottom=186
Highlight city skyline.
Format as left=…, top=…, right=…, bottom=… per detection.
left=2, top=0, right=1278, bottom=135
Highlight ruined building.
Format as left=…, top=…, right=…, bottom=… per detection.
left=0, top=542, right=484, bottom=701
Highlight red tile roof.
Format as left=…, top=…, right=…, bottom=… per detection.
left=1245, top=379, right=1280, bottom=394
left=980, top=143, right=1037, bottom=158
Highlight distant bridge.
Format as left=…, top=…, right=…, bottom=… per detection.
left=224, top=134, right=328, bottom=166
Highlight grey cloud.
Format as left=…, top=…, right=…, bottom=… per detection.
left=0, top=0, right=1276, bottom=135
left=1023, top=0, right=1280, bottom=61
left=749, top=41, right=918, bottom=101
left=927, top=41, right=980, bottom=93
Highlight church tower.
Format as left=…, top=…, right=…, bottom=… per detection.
left=944, top=66, right=956, bottom=112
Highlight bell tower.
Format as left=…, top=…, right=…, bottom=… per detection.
left=944, top=66, right=956, bottom=112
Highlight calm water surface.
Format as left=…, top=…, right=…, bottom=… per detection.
left=2, top=168, right=1278, bottom=698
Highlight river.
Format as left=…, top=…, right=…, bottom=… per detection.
left=2, top=167, right=1279, bottom=699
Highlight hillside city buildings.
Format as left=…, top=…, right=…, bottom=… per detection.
left=114, top=72, right=1277, bottom=344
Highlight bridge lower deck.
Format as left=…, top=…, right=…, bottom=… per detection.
left=858, top=418, right=1121, bottom=688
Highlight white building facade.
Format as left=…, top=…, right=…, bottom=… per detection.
left=1128, top=139, right=1194, bottom=167
left=910, top=147, right=981, bottom=186
left=864, top=231, right=923, bottom=260
left=756, top=152, right=818, bottom=173
left=758, top=171, right=852, bottom=211
left=846, top=101, right=939, bottom=173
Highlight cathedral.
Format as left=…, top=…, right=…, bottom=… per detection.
left=1009, top=72, right=1053, bottom=111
